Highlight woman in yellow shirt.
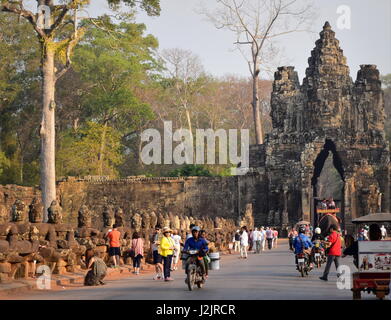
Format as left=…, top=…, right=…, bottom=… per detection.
left=160, top=227, right=175, bottom=281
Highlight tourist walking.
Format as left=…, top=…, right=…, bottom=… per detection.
left=131, top=232, right=144, bottom=275
left=320, top=226, right=341, bottom=281
left=240, top=226, right=249, bottom=259
left=84, top=249, right=107, bottom=286
left=234, top=230, right=241, bottom=253
left=171, top=229, right=182, bottom=271
left=272, top=228, right=279, bottom=248
left=160, top=227, right=175, bottom=281
left=253, top=228, right=261, bottom=253
left=288, top=228, right=297, bottom=251
left=151, top=225, right=163, bottom=280
left=265, top=227, right=274, bottom=250
left=248, top=229, right=254, bottom=252
left=106, top=224, right=121, bottom=268
left=260, top=227, right=266, bottom=251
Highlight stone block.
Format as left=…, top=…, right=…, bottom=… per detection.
left=56, top=258, right=68, bottom=268
left=0, top=262, right=11, bottom=273
left=0, top=240, right=9, bottom=253
left=9, top=240, right=33, bottom=254
left=39, top=247, right=55, bottom=259
left=7, top=253, right=24, bottom=263
left=57, top=240, right=69, bottom=249
left=0, top=272, right=9, bottom=283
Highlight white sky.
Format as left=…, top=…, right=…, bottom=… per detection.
left=88, top=0, right=391, bottom=81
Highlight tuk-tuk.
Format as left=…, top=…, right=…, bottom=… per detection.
left=351, top=213, right=391, bottom=300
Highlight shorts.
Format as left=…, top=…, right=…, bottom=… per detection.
left=153, top=250, right=162, bottom=264
left=109, top=247, right=120, bottom=256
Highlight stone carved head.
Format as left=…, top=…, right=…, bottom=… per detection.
left=131, top=213, right=142, bottom=232
left=103, top=205, right=114, bottom=228
left=114, top=207, right=125, bottom=227
left=78, top=205, right=92, bottom=228
left=11, top=199, right=27, bottom=222
left=47, top=200, right=63, bottom=224
left=29, top=197, right=43, bottom=223
left=149, top=211, right=157, bottom=229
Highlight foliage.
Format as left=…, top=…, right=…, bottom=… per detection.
left=168, top=164, right=214, bottom=177
left=57, top=122, right=123, bottom=177
left=0, top=151, right=10, bottom=177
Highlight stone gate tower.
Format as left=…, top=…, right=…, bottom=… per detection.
left=250, top=22, right=390, bottom=233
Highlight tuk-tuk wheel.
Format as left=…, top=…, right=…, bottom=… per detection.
left=352, top=289, right=361, bottom=300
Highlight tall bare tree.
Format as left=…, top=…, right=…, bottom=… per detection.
left=161, top=48, right=207, bottom=139
left=201, top=0, right=313, bottom=144
left=0, top=0, right=160, bottom=218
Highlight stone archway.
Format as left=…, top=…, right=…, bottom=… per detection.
left=310, top=139, right=345, bottom=228
left=249, top=22, right=390, bottom=235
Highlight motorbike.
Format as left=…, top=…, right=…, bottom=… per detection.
left=184, top=249, right=206, bottom=291
left=312, top=241, right=325, bottom=268
left=296, top=252, right=311, bottom=277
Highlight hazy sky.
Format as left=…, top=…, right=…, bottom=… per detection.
left=88, top=0, right=391, bottom=81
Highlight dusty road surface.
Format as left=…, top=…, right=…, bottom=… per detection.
left=3, top=240, right=371, bottom=300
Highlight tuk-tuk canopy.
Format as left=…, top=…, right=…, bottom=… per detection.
left=351, top=213, right=391, bottom=224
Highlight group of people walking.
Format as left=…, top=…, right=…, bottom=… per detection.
left=290, top=222, right=389, bottom=281
left=151, top=224, right=209, bottom=282
left=83, top=223, right=211, bottom=285
left=233, top=226, right=279, bottom=258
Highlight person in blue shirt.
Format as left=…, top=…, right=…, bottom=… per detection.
left=183, top=226, right=209, bottom=277
left=293, top=226, right=313, bottom=268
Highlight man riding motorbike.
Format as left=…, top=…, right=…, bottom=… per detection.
left=293, top=226, right=314, bottom=269
left=183, top=226, right=209, bottom=280
left=311, top=227, right=325, bottom=265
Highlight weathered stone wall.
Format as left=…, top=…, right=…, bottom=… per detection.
left=56, top=175, right=263, bottom=228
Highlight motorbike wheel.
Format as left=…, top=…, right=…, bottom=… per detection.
left=187, top=266, right=196, bottom=291
left=300, top=267, right=305, bottom=277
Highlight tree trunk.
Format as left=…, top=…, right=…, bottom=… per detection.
left=252, top=73, right=263, bottom=144
left=40, top=44, right=57, bottom=221
left=98, top=121, right=108, bottom=176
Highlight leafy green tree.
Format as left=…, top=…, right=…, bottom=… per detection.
left=73, top=16, right=158, bottom=175
left=57, top=122, right=123, bottom=177
left=0, top=0, right=161, bottom=215
left=0, top=151, right=10, bottom=177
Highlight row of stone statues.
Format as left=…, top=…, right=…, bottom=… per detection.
left=0, top=198, right=251, bottom=284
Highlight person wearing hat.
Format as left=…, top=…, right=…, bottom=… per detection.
left=160, top=227, right=175, bottom=281
left=183, top=226, right=209, bottom=279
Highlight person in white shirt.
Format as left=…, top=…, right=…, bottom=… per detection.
left=171, top=230, right=182, bottom=271
left=252, top=228, right=261, bottom=253
left=381, top=225, right=387, bottom=239
left=240, top=226, right=249, bottom=259
left=260, top=227, right=266, bottom=251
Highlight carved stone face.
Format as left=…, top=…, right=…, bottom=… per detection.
left=131, top=213, right=142, bottom=232
left=29, top=197, right=43, bottom=223
left=47, top=200, right=63, bottom=224
left=141, top=211, right=151, bottom=230
left=11, top=200, right=26, bottom=222
left=103, top=205, right=114, bottom=228
left=78, top=205, right=91, bottom=228
left=114, top=207, right=124, bottom=227
left=149, top=211, right=157, bottom=229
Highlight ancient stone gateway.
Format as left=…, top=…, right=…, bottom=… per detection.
left=250, top=22, right=390, bottom=234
